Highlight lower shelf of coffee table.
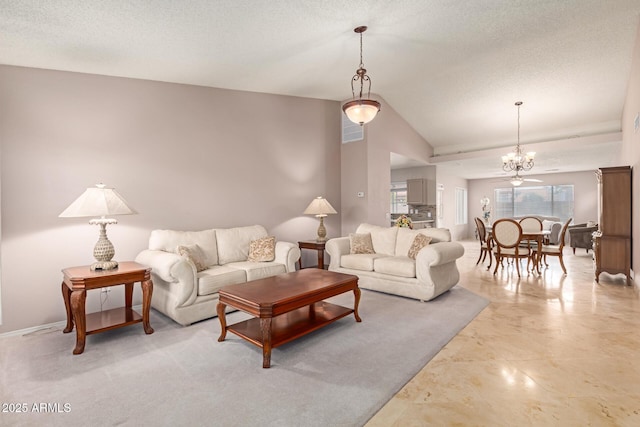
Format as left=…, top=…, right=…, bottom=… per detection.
left=227, top=301, right=353, bottom=348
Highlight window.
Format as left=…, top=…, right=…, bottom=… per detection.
left=455, top=187, right=467, bottom=225
left=494, top=185, right=574, bottom=222
left=390, top=182, right=408, bottom=214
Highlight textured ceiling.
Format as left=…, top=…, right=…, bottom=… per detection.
left=2, top=0, right=640, bottom=178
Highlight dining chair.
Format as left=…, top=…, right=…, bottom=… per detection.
left=474, top=217, right=492, bottom=268
left=539, top=218, right=573, bottom=274
left=492, top=218, right=531, bottom=277
left=519, top=216, right=543, bottom=269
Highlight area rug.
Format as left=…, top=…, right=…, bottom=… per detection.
left=0, top=286, right=488, bottom=427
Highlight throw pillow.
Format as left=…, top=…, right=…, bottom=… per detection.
left=407, top=234, right=432, bottom=259
left=247, top=236, right=276, bottom=262
left=349, top=233, right=375, bottom=254
left=176, top=244, right=207, bottom=272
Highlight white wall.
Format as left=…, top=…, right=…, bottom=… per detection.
left=0, top=65, right=342, bottom=333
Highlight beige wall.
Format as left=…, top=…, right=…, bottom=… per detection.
left=340, top=97, right=433, bottom=234
left=0, top=65, right=341, bottom=333
left=621, top=18, right=640, bottom=277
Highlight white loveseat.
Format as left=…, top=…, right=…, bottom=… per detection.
left=326, top=223, right=465, bottom=302
left=135, top=225, right=300, bottom=326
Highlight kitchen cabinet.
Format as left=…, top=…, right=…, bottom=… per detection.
left=407, top=179, right=435, bottom=205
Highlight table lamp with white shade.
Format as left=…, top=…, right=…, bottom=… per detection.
left=304, top=196, right=337, bottom=242
left=59, top=183, right=137, bottom=271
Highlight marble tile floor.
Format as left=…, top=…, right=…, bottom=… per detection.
left=366, top=239, right=640, bottom=426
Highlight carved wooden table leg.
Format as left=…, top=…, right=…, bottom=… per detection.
left=261, top=317, right=272, bottom=368
left=62, top=282, right=74, bottom=333
left=125, top=282, right=133, bottom=307
left=353, top=287, right=362, bottom=322
left=217, top=302, right=227, bottom=342
left=141, top=279, right=154, bottom=334
left=70, top=289, right=87, bottom=355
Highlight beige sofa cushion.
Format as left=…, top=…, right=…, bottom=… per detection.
left=356, top=223, right=398, bottom=256
left=395, top=228, right=421, bottom=256
left=149, top=229, right=218, bottom=267
left=216, top=225, right=268, bottom=265
left=197, top=265, right=247, bottom=296
left=341, top=253, right=389, bottom=271
left=417, top=227, right=451, bottom=243
left=226, top=261, right=286, bottom=281
left=374, top=256, right=416, bottom=278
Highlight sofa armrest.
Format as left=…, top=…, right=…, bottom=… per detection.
left=415, top=242, right=464, bottom=288
left=326, top=237, right=351, bottom=270
left=135, top=249, right=198, bottom=307
left=275, top=241, right=301, bottom=272
left=416, top=242, right=465, bottom=267
left=135, top=250, right=186, bottom=282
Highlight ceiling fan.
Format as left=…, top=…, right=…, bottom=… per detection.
left=492, top=171, right=543, bottom=186
left=499, top=171, right=543, bottom=186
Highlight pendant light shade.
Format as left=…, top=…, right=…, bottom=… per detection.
left=342, top=26, right=381, bottom=126
left=342, top=99, right=381, bottom=126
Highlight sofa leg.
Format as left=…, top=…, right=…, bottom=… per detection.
left=573, top=248, right=576, bottom=254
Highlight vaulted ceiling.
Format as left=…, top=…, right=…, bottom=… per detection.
left=2, top=0, right=640, bottom=178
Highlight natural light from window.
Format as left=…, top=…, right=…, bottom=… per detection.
left=455, top=187, right=467, bottom=225
left=390, top=182, right=408, bottom=214
left=494, top=185, right=574, bottom=222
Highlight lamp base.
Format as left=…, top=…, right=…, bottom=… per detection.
left=91, top=260, right=119, bottom=271
left=89, top=217, right=118, bottom=271
left=316, top=216, right=327, bottom=242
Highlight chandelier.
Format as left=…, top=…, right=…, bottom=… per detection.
left=502, top=101, right=535, bottom=172
left=342, top=26, right=381, bottom=126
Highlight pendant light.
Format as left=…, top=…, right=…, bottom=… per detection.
left=342, top=26, right=381, bottom=126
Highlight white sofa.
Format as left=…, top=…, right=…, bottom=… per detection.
left=135, top=225, right=300, bottom=326
left=326, top=223, right=465, bottom=302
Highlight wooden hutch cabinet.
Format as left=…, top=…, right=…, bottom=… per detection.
left=593, top=166, right=632, bottom=284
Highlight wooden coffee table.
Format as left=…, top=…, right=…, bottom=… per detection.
left=217, top=269, right=361, bottom=368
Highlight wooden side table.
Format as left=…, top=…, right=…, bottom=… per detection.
left=61, top=261, right=154, bottom=354
left=298, top=240, right=326, bottom=269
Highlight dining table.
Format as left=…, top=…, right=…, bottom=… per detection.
left=485, top=226, right=550, bottom=274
